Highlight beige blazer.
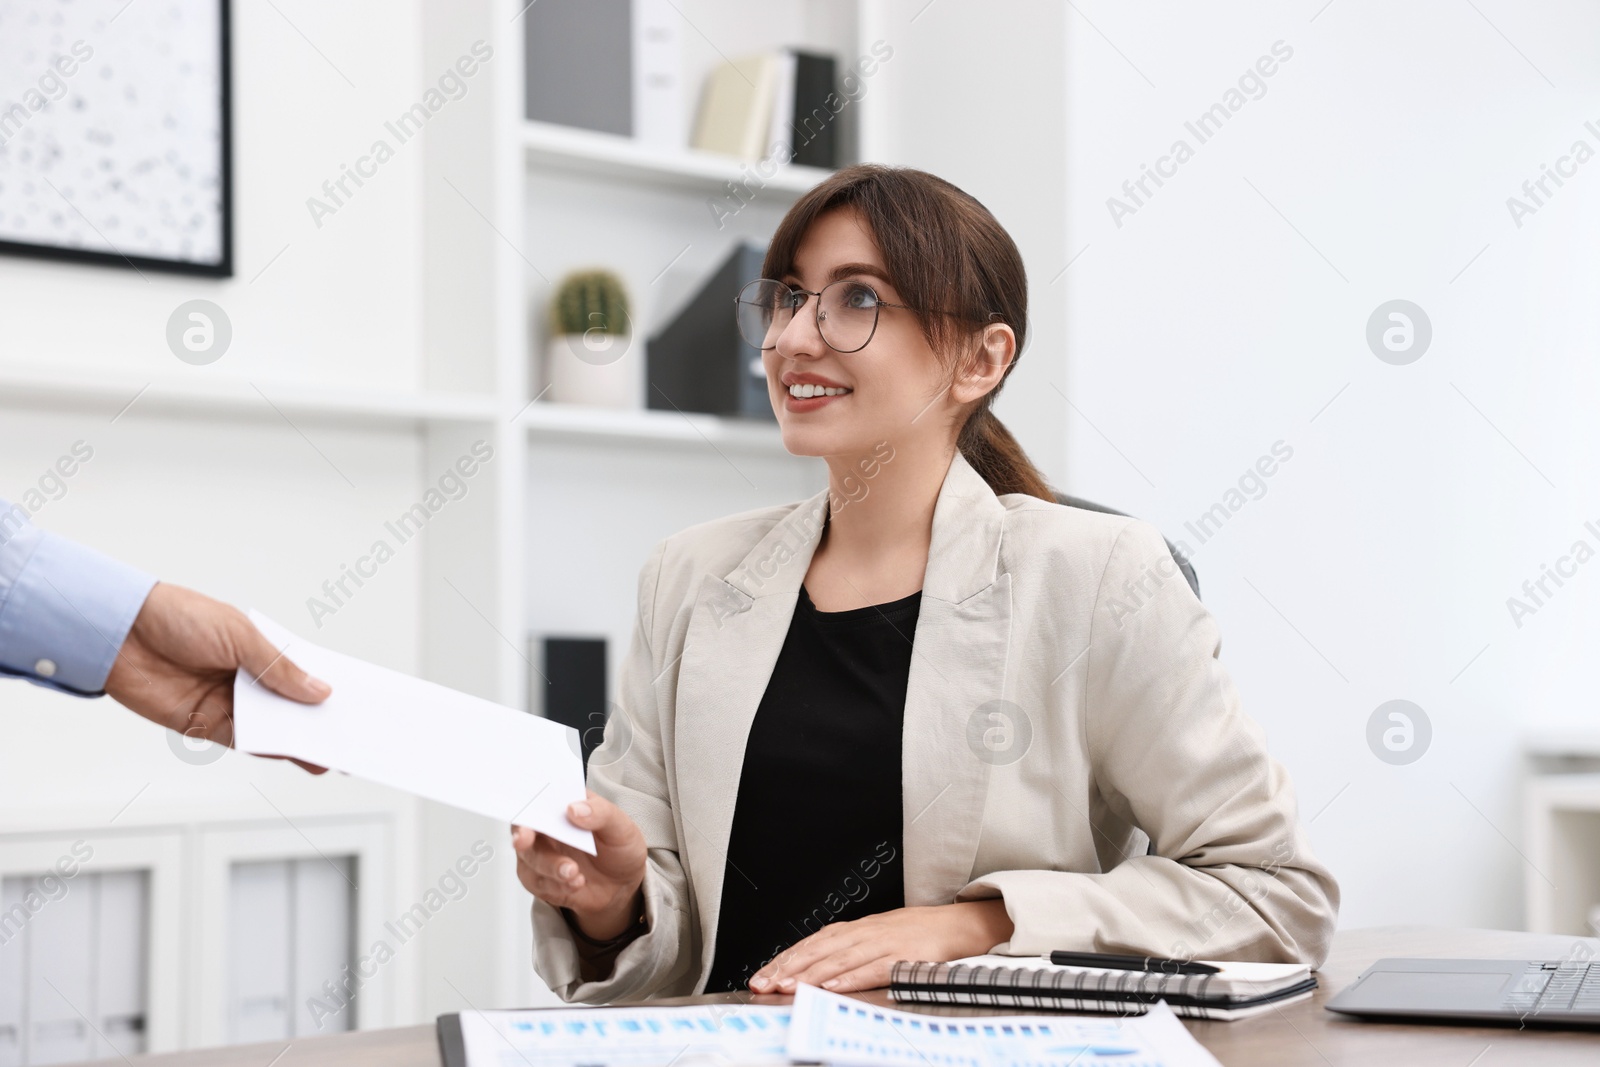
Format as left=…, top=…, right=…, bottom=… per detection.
left=532, top=451, right=1339, bottom=1001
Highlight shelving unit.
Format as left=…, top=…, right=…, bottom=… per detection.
left=522, top=121, right=834, bottom=196
left=0, top=365, right=499, bottom=429
left=520, top=401, right=786, bottom=452
left=441, top=0, right=870, bottom=1013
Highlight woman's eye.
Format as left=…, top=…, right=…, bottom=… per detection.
left=842, top=284, right=878, bottom=309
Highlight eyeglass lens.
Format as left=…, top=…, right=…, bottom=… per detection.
left=735, top=279, right=882, bottom=353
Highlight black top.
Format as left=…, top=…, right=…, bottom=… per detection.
left=703, top=584, right=920, bottom=993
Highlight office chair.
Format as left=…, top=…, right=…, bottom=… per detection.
left=1051, top=491, right=1200, bottom=601
left=1050, top=491, right=1197, bottom=861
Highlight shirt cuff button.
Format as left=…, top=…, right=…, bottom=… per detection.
left=34, top=659, right=58, bottom=679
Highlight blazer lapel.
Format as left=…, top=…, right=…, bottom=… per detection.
left=674, top=489, right=831, bottom=952
left=901, top=452, right=1013, bottom=905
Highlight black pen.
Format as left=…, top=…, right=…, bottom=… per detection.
left=1048, top=950, right=1221, bottom=976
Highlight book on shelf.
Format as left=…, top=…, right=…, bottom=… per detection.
left=890, top=954, right=1318, bottom=1022
left=692, top=50, right=839, bottom=168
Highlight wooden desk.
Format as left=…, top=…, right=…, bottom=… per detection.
left=75, top=927, right=1600, bottom=1066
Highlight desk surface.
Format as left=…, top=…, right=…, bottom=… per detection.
left=83, top=926, right=1600, bottom=1066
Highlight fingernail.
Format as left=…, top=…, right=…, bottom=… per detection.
left=822, top=979, right=838, bottom=990
left=307, top=677, right=332, bottom=699
left=560, top=861, right=576, bottom=879
left=570, top=801, right=591, bottom=819
left=778, top=977, right=796, bottom=992
left=750, top=976, right=770, bottom=992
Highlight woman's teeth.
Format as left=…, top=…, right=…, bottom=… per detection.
left=788, top=384, right=851, bottom=398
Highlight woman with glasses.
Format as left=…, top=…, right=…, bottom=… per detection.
left=513, top=163, right=1338, bottom=1000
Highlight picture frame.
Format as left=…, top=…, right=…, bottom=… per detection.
left=0, top=0, right=233, bottom=277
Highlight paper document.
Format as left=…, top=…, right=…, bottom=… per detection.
left=458, top=1003, right=792, bottom=1067
left=789, top=983, right=1222, bottom=1067
left=234, top=611, right=594, bottom=853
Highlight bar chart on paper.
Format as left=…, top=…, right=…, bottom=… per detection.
left=787, top=985, right=1223, bottom=1067
left=457, top=1004, right=793, bottom=1066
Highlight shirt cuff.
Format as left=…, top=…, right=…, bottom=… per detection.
left=0, top=530, right=157, bottom=695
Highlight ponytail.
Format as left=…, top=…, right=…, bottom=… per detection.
left=957, top=405, right=1054, bottom=502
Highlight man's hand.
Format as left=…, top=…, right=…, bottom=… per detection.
left=105, top=582, right=331, bottom=770
left=748, top=900, right=1014, bottom=994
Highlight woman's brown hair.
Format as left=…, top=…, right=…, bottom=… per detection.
left=761, top=163, right=1055, bottom=502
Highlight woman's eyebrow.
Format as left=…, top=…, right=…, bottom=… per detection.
left=782, top=262, right=895, bottom=286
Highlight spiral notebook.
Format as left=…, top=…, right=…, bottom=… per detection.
left=890, top=954, right=1317, bottom=1021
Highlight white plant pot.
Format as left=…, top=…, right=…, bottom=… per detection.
left=544, top=331, right=638, bottom=408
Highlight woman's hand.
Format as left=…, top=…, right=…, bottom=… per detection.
left=749, top=899, right=1014, bottom=993
left=512, top=792, right=648, bottom=940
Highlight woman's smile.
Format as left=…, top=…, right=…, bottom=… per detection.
left=781, top=371, right=854, bottom=413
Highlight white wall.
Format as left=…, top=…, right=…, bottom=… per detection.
left=0, top=0, right=427, bottom=389
left=1063, top=0, right=1600, bottom=930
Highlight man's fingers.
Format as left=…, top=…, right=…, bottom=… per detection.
left=238, top=617, right=331, bottom=705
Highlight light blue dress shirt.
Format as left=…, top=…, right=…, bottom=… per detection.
left=0, top=498, right=157, bottom=696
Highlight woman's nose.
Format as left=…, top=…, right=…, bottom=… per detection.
left=775, top=296, right=826, bottom=360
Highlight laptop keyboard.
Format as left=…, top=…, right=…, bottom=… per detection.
left=1502, top=961, right=1600, bottom=1016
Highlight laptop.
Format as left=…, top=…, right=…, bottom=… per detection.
left=1326, top=958, right=1600, bottom=1027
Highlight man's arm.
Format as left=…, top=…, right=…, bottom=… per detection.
left=0, top=497, right=330, bottom=752
left=0, top=497, right=155, bottom=695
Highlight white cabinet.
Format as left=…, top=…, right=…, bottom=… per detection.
left=0, top=816, right=387, bottom=1061
left=228, top=857, right=356, bottom=1041
left=0, top=866, right=149, bottom=1065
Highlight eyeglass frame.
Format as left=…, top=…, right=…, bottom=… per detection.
left=735, top=277, right=973, bottom=355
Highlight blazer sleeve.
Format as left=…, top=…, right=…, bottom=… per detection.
left=531, top=540, right=700, bottom=1001
left=958, top=518, right=1340, bottom=967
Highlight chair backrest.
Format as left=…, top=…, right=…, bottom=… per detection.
left=1051, top=492, right=1200, bottom=601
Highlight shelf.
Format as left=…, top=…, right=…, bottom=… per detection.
left=522, top=121, right=834, bottom=197
left=0, top=365, right=500, bottom=429
left=521, top=401, right=794, bottom=453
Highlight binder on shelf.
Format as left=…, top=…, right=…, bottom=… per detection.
left=523, top=0, right=684, bottom=147
left=780, top=51, right=839, bottom=169
left=631, top=0, right=683, bottom=149
left=646, top=243, right=773, bottom=421
left=523, top=0, right=633, bottom=136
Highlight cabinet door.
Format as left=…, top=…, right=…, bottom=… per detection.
left=0, top=869, right=150, bottom=1065
left=227, top=857, right=356, bottom=1042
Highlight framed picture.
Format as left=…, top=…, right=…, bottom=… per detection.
left=0, top=0, right=232, bottom=277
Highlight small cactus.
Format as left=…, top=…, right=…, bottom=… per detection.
left=552, top=270, right=629, bottom=336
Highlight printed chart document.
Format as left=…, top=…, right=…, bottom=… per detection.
left=457, top=1003, right=793, bottom=1067
left=789, top=983, right=1222, bottom=1067
left=234, top=611, right=594, bottom=853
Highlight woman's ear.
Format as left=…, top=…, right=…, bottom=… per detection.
left=950, top=323, right=1016, bottom=405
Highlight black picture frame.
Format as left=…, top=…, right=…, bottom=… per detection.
left=0, top=0, right=233, bottom=277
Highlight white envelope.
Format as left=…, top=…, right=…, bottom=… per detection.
left=234, top=611, right=595, bottom=854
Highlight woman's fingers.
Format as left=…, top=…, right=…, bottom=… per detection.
left=818, top=957, right=893, bottom=993
left=778, top=940, right=873, bottom=991
left=751, top=925, right=860, bottom=991
left=565, top=790, right=638, bottom=848
left=513, top=827, right=594, bottom=900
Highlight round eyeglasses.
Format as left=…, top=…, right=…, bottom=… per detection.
left=735, top=278, right=922, bottom=354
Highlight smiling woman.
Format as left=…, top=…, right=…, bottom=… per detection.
left=512, top=163, right=1338, bottom=1001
